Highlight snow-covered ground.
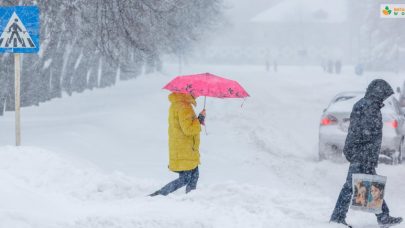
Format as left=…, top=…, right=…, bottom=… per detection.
left=0, top=64, right=404, bottom=228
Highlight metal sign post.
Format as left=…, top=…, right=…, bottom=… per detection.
left=15, top=53, right=20, bottom=146
left=0, top=6, right=40, bottom=146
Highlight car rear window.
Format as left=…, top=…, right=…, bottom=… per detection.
left=328, top=94, right=398, bottom=114
left=334, top=95, right=357, bottom=103
left=384, top=98, right=399, bottom=114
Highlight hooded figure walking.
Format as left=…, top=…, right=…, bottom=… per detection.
left=330, top=79, right=403, bottom=227
left=150, top=92, right=205, bottom=196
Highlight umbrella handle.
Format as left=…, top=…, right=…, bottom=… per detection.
left=241, top=98, right=246, bottom=108
left=203, top=96, right=207, bottom=135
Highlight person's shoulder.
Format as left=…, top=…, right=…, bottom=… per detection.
left=177, top=101, right=192, bottom=108
left=356, top=97, right=377, bottom=108
left=176, top=102, right=194, bottom=114
left=353, top=98, right=367, bottom=111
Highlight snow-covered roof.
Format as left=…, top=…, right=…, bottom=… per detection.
left=251, top=0, right=347, bottom=23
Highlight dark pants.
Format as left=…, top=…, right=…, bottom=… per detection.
left=157, top=167, right=199, bottom=196
left=330, top=163, right=389, bottom=222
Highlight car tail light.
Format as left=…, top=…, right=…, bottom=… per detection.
left=320, top=115, right=337, bottom=126
left=387, top=120, right=398, bottom=128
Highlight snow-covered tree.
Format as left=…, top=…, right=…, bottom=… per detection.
left=0, top=0, right=224, bottom=112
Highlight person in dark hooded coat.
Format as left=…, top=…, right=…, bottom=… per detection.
left=330, top=79, right=403, bottom=227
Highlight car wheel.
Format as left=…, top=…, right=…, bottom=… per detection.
left=318, top=142, right=327, bottom=161
left=399, top=137, right=404, bottom=164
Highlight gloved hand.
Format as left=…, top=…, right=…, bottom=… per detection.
left=198, top=109, right=206, bottom=125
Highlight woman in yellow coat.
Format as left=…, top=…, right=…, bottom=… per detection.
left=150, top=92, right=206, bottom=196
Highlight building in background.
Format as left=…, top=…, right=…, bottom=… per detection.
left=193, top=0, right=353, bottom=67
left=250, top=0, right=349, bottom=66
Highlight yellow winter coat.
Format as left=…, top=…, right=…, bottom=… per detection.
left=168, top=93, right=201, bottom=171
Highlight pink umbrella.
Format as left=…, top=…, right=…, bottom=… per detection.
left=163, top=73, right=250, bottom=108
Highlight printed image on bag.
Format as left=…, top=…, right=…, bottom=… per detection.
left=351, top=174, right=387, bottom=214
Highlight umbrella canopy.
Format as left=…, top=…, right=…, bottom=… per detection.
left=162, top=73, right=249, bottom=98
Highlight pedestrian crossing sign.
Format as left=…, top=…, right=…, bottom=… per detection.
left=0, top=6, right=39, bottom=53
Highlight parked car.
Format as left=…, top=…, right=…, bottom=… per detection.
left=397, top=81, right=405, bottom=113
left=319, top=91, right=405, bottom=164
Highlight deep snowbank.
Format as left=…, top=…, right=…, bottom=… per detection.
left=0, top=146, right=326, bottom=228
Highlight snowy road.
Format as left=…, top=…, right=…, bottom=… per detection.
left=0, top=64, right=403, bottom=227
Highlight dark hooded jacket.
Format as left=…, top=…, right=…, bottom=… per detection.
left=343, top=79, right=394, bottom=168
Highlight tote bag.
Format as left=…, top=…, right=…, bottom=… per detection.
left=351, top=174, right=387, bottom=214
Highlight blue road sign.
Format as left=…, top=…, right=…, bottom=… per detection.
left=0, top=6, right=39, bottom=53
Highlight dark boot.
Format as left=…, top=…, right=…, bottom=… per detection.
left=330, top=219, right=352, bottom=228
left=149, top=191, right=160, bottom=197
left=378, top=215, right=403, bottom=227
